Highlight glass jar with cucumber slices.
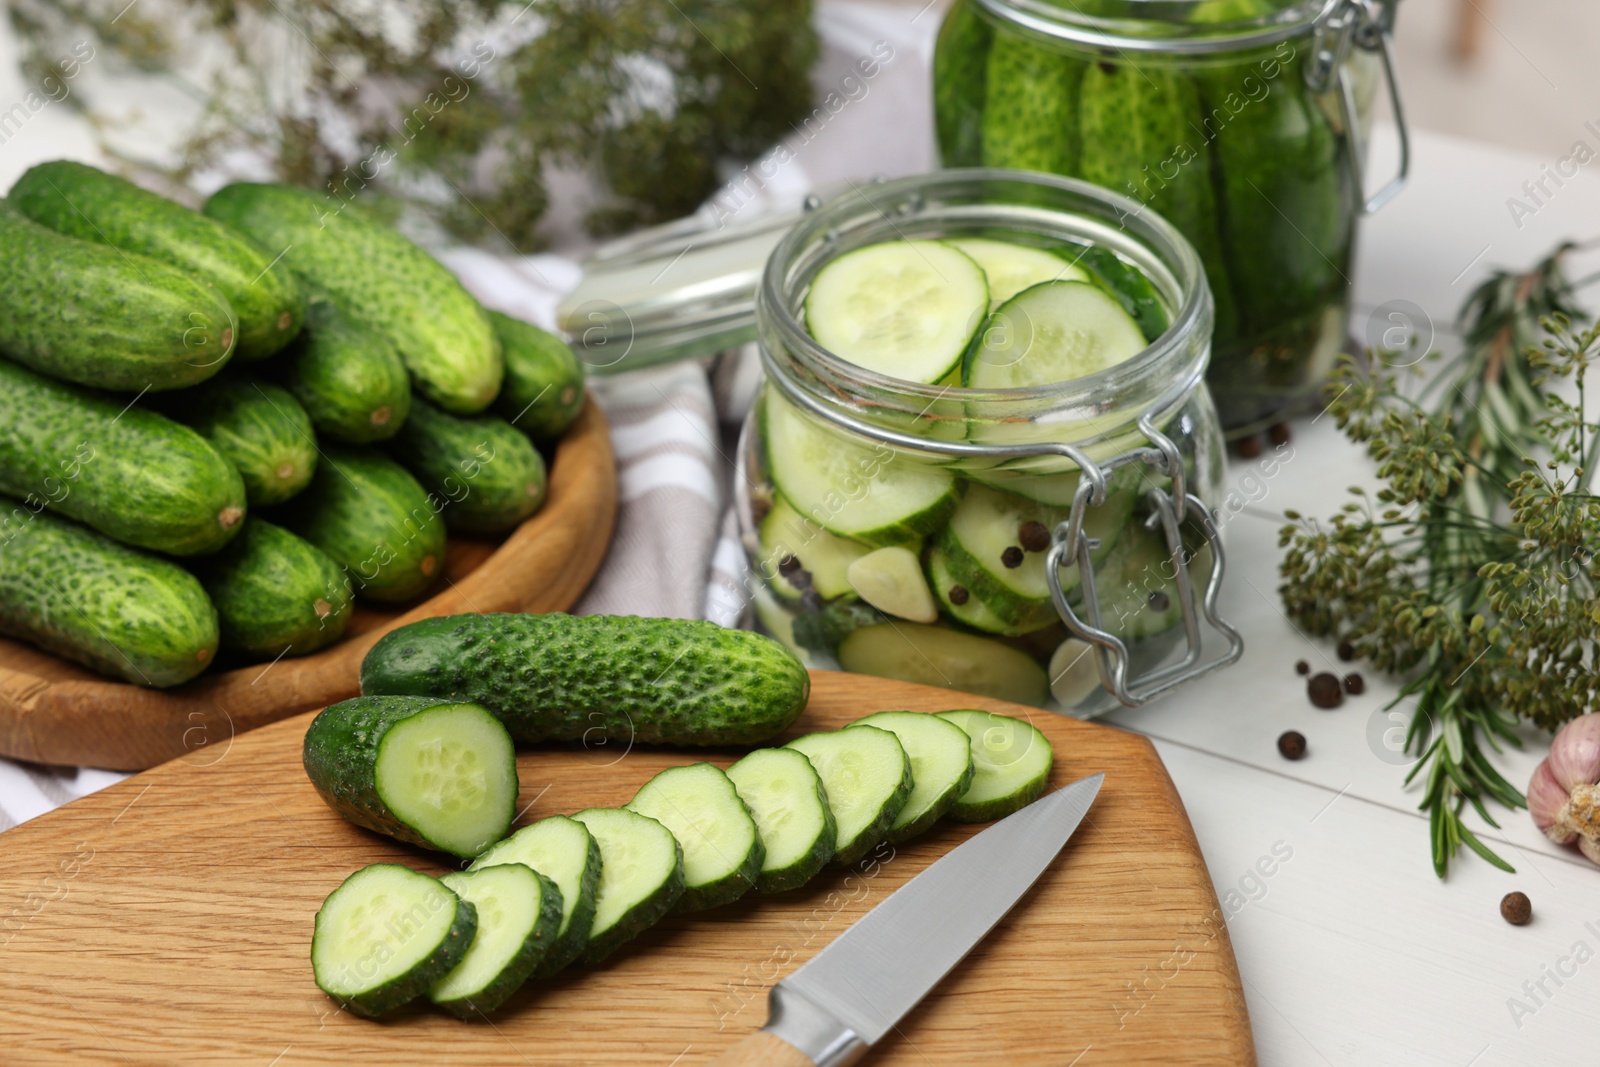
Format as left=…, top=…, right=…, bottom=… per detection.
left=738, top=170, right=1243, bottom=716
left=934, top=0, right=1408, bottom=436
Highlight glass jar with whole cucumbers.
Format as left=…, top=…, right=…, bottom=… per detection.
left=934, top=0, right=1407, bottom=435
left=737, top=169, right=1242, bottom=716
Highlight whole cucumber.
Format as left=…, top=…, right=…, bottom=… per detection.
left=9, top=161, right=304, bottom=362
left=979, top=35, right=1082, bottom=175
left=191, top=520, right=352, bottom=658
left=276, top=446, right=446, bottom=604
left=0, top=201, right=237, bottom=391
left=360, top=613, right=812, bottom=746
left=278, top=296, right=411, bottom=444
left=162, top=376, right=317, bottom=506
left=0, top=359, right=246, bottom=556
left=0, top=504, right=218, bottom=686
left=489, top=311, right=585, bottom=441
left=204, top=183, right=502, bottom=414
left=933, top=0, right=994, bottom=166
left=385, top=397, right=546, bottom=535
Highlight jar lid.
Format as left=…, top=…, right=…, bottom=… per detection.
left=973, top=0, right=1374, bottom=54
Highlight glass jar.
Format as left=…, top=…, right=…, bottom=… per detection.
left=736, top=169, right=1243, bottom=716
left=934, top=0, right=1408, bottom=436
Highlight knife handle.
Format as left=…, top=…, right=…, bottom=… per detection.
left=707, top=1032, right=815, bottom=1067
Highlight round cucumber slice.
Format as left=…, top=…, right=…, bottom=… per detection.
left=963, top=280, right=1146, bottom=389
left=725, top=747, right=837, bottom=893
left=937, top=709, right=1054, bottom=822
left=627, top=763, right=763, bottom=912
left=948, top=237, right=1090, bottom=311
left=430, top=863, right=563, bottom=1017
left=372, top=702, right=519, bottom=859
left=804, top=239, right=989, bottom=383
left=468, top=814, right=602, bottom=979
left=852, top=711, right=976, bottom=841
left=785, top=725, right=913, bottom=866
left=570, top=807, right=685, bottom=965
left=836, top=622, right=1049, bottom=706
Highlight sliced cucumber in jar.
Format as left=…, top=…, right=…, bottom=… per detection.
left=429, top=864, right=563, bottom=1018
left=948, top=237, right=1090, bottom=311
left=785, top=725, right=913, bottom=866
left=927, top=544, right=1048, bottom=637
left=1084, top=520, right=1214, bottom=641
left=836, top=621, right=1050, bottom=706
left=846, top=545, right=939, bottom=623
left=570, top=807, right=684, bottom=966
left=1076, top=244, right=1170, bottom=343
left=626, top=763, right=763, bottom=912
left=468, top=814, right=602, bottom=979
left=760, top=494, right=871, bottom=601
left=804, top=239, right=989, bottom=383
left=962, top=280, right=1147, bottom=390
left=938, top=709, right=1055, bottom=822
left=725, top=747, right=838, bottom=893
left=851, top=711, right=976, bottom=842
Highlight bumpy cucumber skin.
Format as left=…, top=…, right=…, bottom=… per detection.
left=0, top=359, right=247, bottom=556
left=302, top=695, right=517, bottom=857
left=1076, top=245, right=1170, bottom=344
left=627, top=763, right=764, bottom=913
left=979, top=35, right=1083, bottom=174
left=276, top=445, right=446, bottom=604
left=0, top=200, right=237, bottom=391
left=933, top=0, right=994, bottom=165
left=938, top=709, right=1054, bottom=823
left=360, top=612, right=812, bottom=746
left=571, top=808, right=686, bottom=966
left=854, top=711, right=977, bottom=843
left=726, top=748, right=838, bottom=894
left=166, top=376, right=317, bottom=506
left=204, top=183, right=502, bottom=414
left=432, top=865, right=564, bottom=1018
left=313, top=864, right=479, bottom=1018
left=385, top=397, right=547, bottom=535
left=278, top=296, right=412, bottom=444
left=0, top=504, right=218, bottom=686
left=192, top=520, right=351, bottom=658
left=10, top=161, right=304, bottom=362
left=787, top=725, right=914, bottom=867
left=490, top=311, right=585, bottom=441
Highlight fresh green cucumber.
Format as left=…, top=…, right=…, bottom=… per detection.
left=759, top=493, right=871, bottom=601
left=962, top=280, right=1146, bottom=390
left=302, top=695, right=519, bottom=858
left=385, top=397, right=547, bottom=535
left=804, top=240, right=989, bottom=383
left=836, top=622, right=1049, bottom=706
left=490, top=311, right=585, bottom=441
left=360, top=612, right=811, bottom=747
left=204, top=183, right=502, bottom=414
left=0, top=200, right=237, bottom=391
left=469, top=814, right=602, bottom=978
left=762, top=389, right=958, bottom=547
left=947, top=237, right=1089, bottom=311
left=785, top=725, right=913, bottom=866
left=845, top=546, right=939, bottom=623
left=627, top=763, right=763, bottom=912
left=724, top=747, right=837, bottom=893
left=0, top=504, right=218, bottom=686
left=979, top=36, right=1083, bottom=174
left=311, top=863, right=477, bottom=1018
left=933, top=0, right=994, bottom=165
left=277, top=446, right=445, bottom=604
left=430, top=864, right=563, bottom=1018
left=926, top=544, right=1019, bottom=636
left=10, top=160, right=304, bottom=362
left=1075, top=245, right=1170, bottom=344
left=852, top=711, right=977, bottom=841
left=570, top=807, right=685, bottom=965
left=278, top=295, right=411, bottom=444
left=0, top=359, right=246, bottom=556
left=164, top=377, right=317, bottom=506
left=192, top=520, right=351, bottom=658
left=937, top=709, right=1054, bottom=821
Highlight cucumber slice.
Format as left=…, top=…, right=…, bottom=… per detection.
left=926, top=544, right=1022, bottom=636
left=1076, top=244, right=1171, bottom=343
left=785, top=725, right=913, bottom=866
left=760, top=493, right=871, bottom=601
left=626, top=763, right=764, bottom=912
left=846, top=546, right=939, bottom=623
left=804, top=239, right=989, bottom=383
left=962, top=280, right=1146, bottom=389
left=763, top=388, right=959, bottom=546
left=837, top=622, right=1049, bottom=706
left=851, top=711, right=976, bottom=841
left=948, top=237, right=1090, bottom=310
left=302, top=696, right=519, bottom=859
left=937, top=709, right=1055, bottom=822
left=469, top=814, right=602, bottom=978
left=570, top=807, right=684, bottom=965
left=430, top=864, right=563, bottom=1018
left=1048, top=637, right=1105, bottom=709
left=311, top=863, right=478, bottom=1018
left=725, top=747, right=837, bottom=893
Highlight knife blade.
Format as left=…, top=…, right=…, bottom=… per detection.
left=708, top=772, right=1104, bottom=1067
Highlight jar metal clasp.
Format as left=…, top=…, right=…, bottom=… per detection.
left=1307, top=0, right=1409, bottom=215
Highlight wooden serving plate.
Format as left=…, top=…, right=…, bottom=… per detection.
left=0, top=671, right=1254, bottom=1065
left=0, top=398, right=616, bottom=771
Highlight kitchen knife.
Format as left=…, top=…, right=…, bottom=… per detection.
left=708, top=772, right=1104, bottom=1067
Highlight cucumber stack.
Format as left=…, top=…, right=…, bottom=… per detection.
left=0, top=160, right=587, bottom=687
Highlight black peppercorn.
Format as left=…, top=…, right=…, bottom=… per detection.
left=1295, top=659, right=1310, bottom=675
left=1308, top=672, right=1344, bottom=709
left=1343, top=672, right=1365, bottom=695
left=1001, top=546, right=1024, bottom=569
left=1147, top=590, right=1170, bottom=613
left=1501, top=891, right=1532, bottom=925
left=777, top=555, right=801, bottom=577
left=1268, top=422, right=1292, bottom=446
left=949, top=585, right=970, bottom=606
left=1277, top=730, right=1307, bottom=760
left=1234, top=435, right=1263, bottom=459
left=1337, top=638, right=1356, bottom=661
left=1018, top=520, right=1051, bottom=553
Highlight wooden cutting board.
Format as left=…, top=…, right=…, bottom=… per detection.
left=0, top=671, right=1255, bottom=1066
left=0, top=397, right=615, bottom=771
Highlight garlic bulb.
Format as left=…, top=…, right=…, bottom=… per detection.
left=1528, top=713, right=1600, bottom=866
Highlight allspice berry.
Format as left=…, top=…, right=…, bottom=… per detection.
left=1268, top=422, right=1292, bottom=446
left=948, top=585, right=970, bottom=606
left=1018, top=520, right=1051, bottom=553
left=1501, top=891, right=1532, bottom=926
left=1308, top=672, right=1344, bottom=709
left=1001, top=546, right=1025, bottom=569
left=1343, top=672, right=1366, bottom=695
left=1337, top=638, right=1356, bottom=661
left=1234, top=435, right=1263, bottom=459
left=1277, top=730, right=1307, bottom=760
left=1295, top=660, right=1310, bottom=675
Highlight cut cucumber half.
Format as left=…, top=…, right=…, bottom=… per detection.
left=847, top=545, right=938, bottom=623
left=785, top=725, right=913, bottom=866
left=302, top=696, right=519, bottom=859
left=763, top=388, right=959, bottom=546
left=1076, top=244, right=1170, bottom=343
left=626, top=763, right=763, bottom=912
left=852, top=711, right=976, bottom=841
left=311, top=863, right=478, bottom=1018
left=570, top=807, right=684, bottom=965
left=837, top=622, right=1049, bottom=706
left=938, top=709, right=1055, bottom=822
left=725, top=747, right=837, bottom=893
left=962, top=280, right=1146, bottom=390
left=429, top=864, right=563, bottom=1018
left=804, top=239, right=989, bottom=383
left=760, top=493, right=872, bottom=600
left=468, top=814, right=602, bottom=978
left=948, top=237, right=1090, bottom=310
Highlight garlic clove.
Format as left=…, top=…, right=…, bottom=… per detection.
left=1528, top=759, right=1576, bottom=844
left=1547, top=711, right=1600, bottom=791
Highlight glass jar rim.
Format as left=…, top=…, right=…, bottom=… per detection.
left=970, top=0, right=1339, bottom=54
